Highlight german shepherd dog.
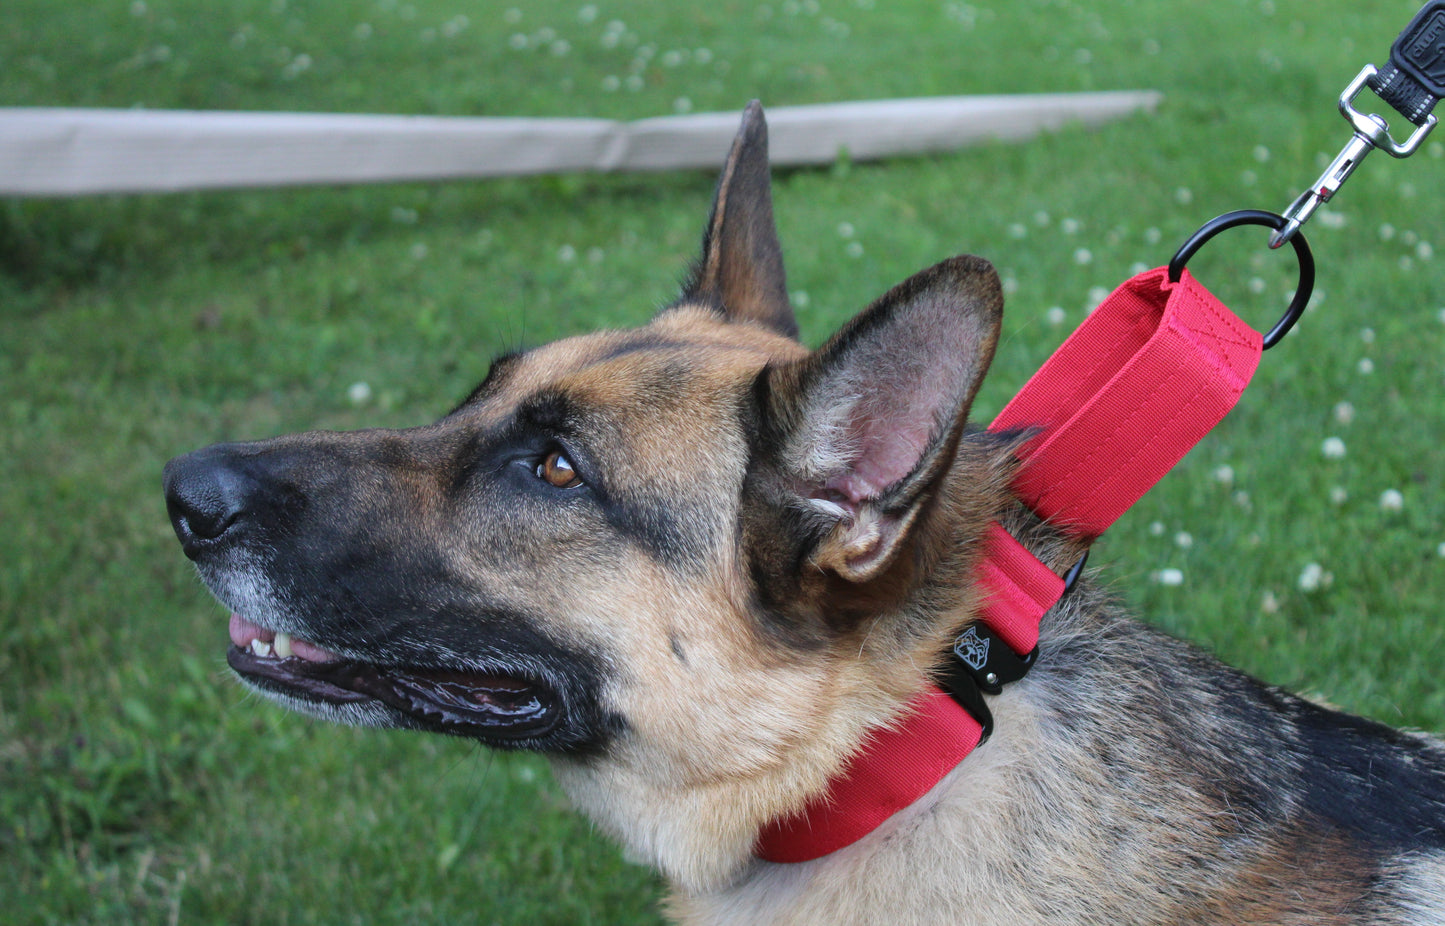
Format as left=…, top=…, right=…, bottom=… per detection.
left=164, top=103, right=1445, bottom=924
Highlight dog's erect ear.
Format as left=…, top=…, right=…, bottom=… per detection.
left=763, top=255, right=1003, bottom=583
left=681, top=101, right=798, bottom=339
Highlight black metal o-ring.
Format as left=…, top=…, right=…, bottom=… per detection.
left=1167, top=210, right=1315, bottom=349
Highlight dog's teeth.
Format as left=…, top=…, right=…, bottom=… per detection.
left=250, top=638, right=274, bottom=658
left=273, top=633, right=293, bottom=658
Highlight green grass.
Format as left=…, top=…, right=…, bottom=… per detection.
left=3, top=0, right=1444, bottom=922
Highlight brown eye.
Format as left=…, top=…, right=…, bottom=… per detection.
left=536, top=450, right=583, bottom=489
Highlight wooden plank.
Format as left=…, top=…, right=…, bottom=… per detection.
left=0, top=92, right=1161, bottom=196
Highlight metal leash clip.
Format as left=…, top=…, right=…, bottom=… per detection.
left=1271, top=1, right=1445, bottom=248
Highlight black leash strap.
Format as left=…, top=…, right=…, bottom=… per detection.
left=1272, top=1, right=1445, bottom=247
left=1369, top=3, right=1445, bottom=125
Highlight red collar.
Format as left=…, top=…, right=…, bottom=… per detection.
left=755, top=268, right=1264, bottom=863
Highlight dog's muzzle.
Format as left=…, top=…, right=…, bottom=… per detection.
left=160, top=442, right=577, bottom=748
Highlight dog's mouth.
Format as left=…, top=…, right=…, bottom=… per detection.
left=226, top=614, right=560, bottom=740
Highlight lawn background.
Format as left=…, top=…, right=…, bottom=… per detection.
left=3, top=1, right=1444, bottom=923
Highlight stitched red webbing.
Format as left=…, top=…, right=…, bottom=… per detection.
left=990, top=268, right=1262, bottom=538
left=752, top=690, right=982, bottom=864
left=754, top=268, right=1262, bottom=864
left=976, top=521, right=1064, bottom=655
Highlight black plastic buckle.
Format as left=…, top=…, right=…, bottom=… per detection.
left=936, top=623, right=1037, bottom=744
left=938, top=551, right=1087, bottom=743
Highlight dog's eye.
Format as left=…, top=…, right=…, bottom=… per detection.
left=535, top=450, right=583, bottom=489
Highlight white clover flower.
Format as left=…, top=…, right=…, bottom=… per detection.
left=845, top=241, right=864, bottom=259
left=1046, top=307, right=1067, bottom=326
left=1298, top=562, right=1327, bottom=592
left=557, top=244, right=576, bottom=263
left=1073, top=248, right=1094, bottom=265
left=1329, top=486, right=1348, bottom=505
left=836, top=221, right=855, bottom=238
left=1149, top=521, right=1166, bottom=537
left=1153, top=568, right=1184, bottom=586
left=347, top=382, right=372, bottom=406
left=1321, top=436, right=1346, bottom=459
left=1357, top=358, right=1375, bottom=375
left=1380, top=489, right=1404, bottom=512
left=1174, top=531, right=1194, bottom=549
left=1333, top=401, right=1355, bottom=425
left=1260, top=591, right=1280, bottom=614
left=1212, top=464, right=1235, bottom=486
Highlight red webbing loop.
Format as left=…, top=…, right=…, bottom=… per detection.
left=754, top=268, right=1265, bottom=865
left=990, top=267, right=1262, bottom=538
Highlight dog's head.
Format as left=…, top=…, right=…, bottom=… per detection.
left=164, top=101, right=1014, bottom=886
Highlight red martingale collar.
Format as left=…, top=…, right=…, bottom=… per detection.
left=754, top=268, right=1264, bottom=864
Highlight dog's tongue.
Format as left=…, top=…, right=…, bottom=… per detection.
left=229, top=613, right=340, bottom=662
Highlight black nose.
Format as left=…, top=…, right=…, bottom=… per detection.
left=163, top=445, right=259, bottom=558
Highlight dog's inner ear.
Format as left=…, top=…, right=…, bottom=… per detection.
left=765, top=256, right=1003, bottom=583
left=680, top=100, right=798, bottom=340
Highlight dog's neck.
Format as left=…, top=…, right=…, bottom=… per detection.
left=752, top=505, right=1083, bottom=864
